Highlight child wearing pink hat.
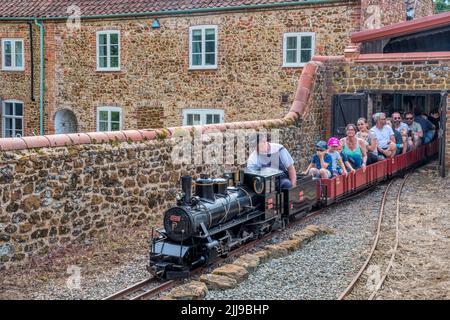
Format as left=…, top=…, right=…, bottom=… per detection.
left=327, top=137, right=348, bottom=177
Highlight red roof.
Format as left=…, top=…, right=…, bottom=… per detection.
left=0, top=0, right=339, bottom=19
left=352, top=11, right=450, bottom=43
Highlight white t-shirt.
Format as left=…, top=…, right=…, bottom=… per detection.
left=370, top=125, right=394, bottom=149
left=247, top=143, right=294, bottom=173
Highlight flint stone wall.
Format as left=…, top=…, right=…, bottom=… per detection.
left=0, top=64, right=326, bottom=269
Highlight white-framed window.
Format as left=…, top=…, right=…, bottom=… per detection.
left=2, top=39, right=24, bottom=71
left=97, top=106, right=122, bottom=131
left=283, top=32, right=315, bottom=67
left=2, top=100, right=24, bottom=137
left=189, top=25, right=218, bottom=70
left=96, top=31, right=120, bottom=71
left=182, top=109, right=224, bottom=126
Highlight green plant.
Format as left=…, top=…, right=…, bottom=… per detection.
left=156, top=129, right=170, bottom=140
left=434, top=0, right=450, bottom=13
left=109, top=137, right=121, bottom=148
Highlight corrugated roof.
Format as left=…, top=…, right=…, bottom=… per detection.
left=0, top=0, right=343, bottom=19
left=352, top=11, right=450, bottom=43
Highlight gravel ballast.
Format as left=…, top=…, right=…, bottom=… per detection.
left=206, top=186, right=385, bottom=300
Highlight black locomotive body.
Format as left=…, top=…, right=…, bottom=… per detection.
left=148, top=168, right=318, bottom=279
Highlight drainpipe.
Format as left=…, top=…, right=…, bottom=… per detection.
left=27, top=22, right=35, bottom=102
left=34, top=19, right=45, bottom=135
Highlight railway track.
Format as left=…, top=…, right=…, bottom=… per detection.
left=338, top=174, right=410, bottom=300
left=103, top=182, right=378, bottom=300
left=103, top=210, right=322, bottom=300
left=102, top=278, right=178, bottom=300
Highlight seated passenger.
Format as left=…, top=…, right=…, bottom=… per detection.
left=340, top=124, right=367, bottom=172
left=391, top=112, right=409, bottom=135
left=247, top=134, right=296, bottom=189
left=428, top=109, right=440, bottom=141
left=303, top=141, right=332, bottom=179
left=327, top=137, right=348, bottom=177
left=414, top=111, right=435, bottom=145
left=356, top=117, right=378, bottom=165
left=335, top=144, right=356, bottom=174
left=404, top=112, right=423, bottom=149
left=370, top=112, right=397, bottom=159
left=386, top=118, right=407, bottom=155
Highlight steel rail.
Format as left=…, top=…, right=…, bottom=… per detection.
left=103, top=278, right=157, bottom=300
left=368, top=174, right=410, bottom=300
left=130, top=280, right=178, bottom=301
left=337, top=179, right=396, bottom=300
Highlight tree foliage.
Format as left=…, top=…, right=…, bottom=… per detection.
left=434, top=0, right=450, bottom=13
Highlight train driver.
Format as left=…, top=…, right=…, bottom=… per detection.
left=247, top=134, right=297, bottom=189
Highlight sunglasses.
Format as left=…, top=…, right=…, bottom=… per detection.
left=393, top=117, right=401, bottom=120
left=405, top=117, right=413, bottom=120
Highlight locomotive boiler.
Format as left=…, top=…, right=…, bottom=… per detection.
left=148, top=168, right=318, bottom=279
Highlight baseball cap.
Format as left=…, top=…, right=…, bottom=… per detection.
left=328, top=137, right=340, bottom=147
left=315, top=140, right=328, bottom=151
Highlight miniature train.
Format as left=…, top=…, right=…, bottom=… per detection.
left=147, top=141, right=439, bottom=279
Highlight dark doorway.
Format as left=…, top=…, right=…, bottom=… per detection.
left=332, top=93, right=368, bottom=137
left=370, top=92, right=442, bottom=118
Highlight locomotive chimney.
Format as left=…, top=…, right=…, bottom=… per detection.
left=181, top=176, right=192, bottom=205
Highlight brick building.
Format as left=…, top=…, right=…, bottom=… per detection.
left=0, top=0, right=433, bottom=137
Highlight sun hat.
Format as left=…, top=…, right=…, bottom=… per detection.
left=315, top=140, right=328, bottom=151
left=328, top=137, right=340, bottom=147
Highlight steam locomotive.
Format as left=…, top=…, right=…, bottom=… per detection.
left=147, top=140, right=439, bottom=279
left=147, top=168, right=317, bottom=279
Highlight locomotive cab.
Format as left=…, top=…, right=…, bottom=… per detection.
left=243, top=168, right=317, bottom=219
left=243, top=168, right=284, bottom=220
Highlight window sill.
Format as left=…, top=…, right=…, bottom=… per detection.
left=282, top=64, right=307, bottom=68
left=188, top=66, right=218, bottom=71
left=2, top=68, right=25, bottom=72
left=96, top=68, right=122, bottom=72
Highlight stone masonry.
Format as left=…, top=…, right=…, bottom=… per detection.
left=0, top=0, right=429, bottom=136
left=49, top=3, right=358, bottom=132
